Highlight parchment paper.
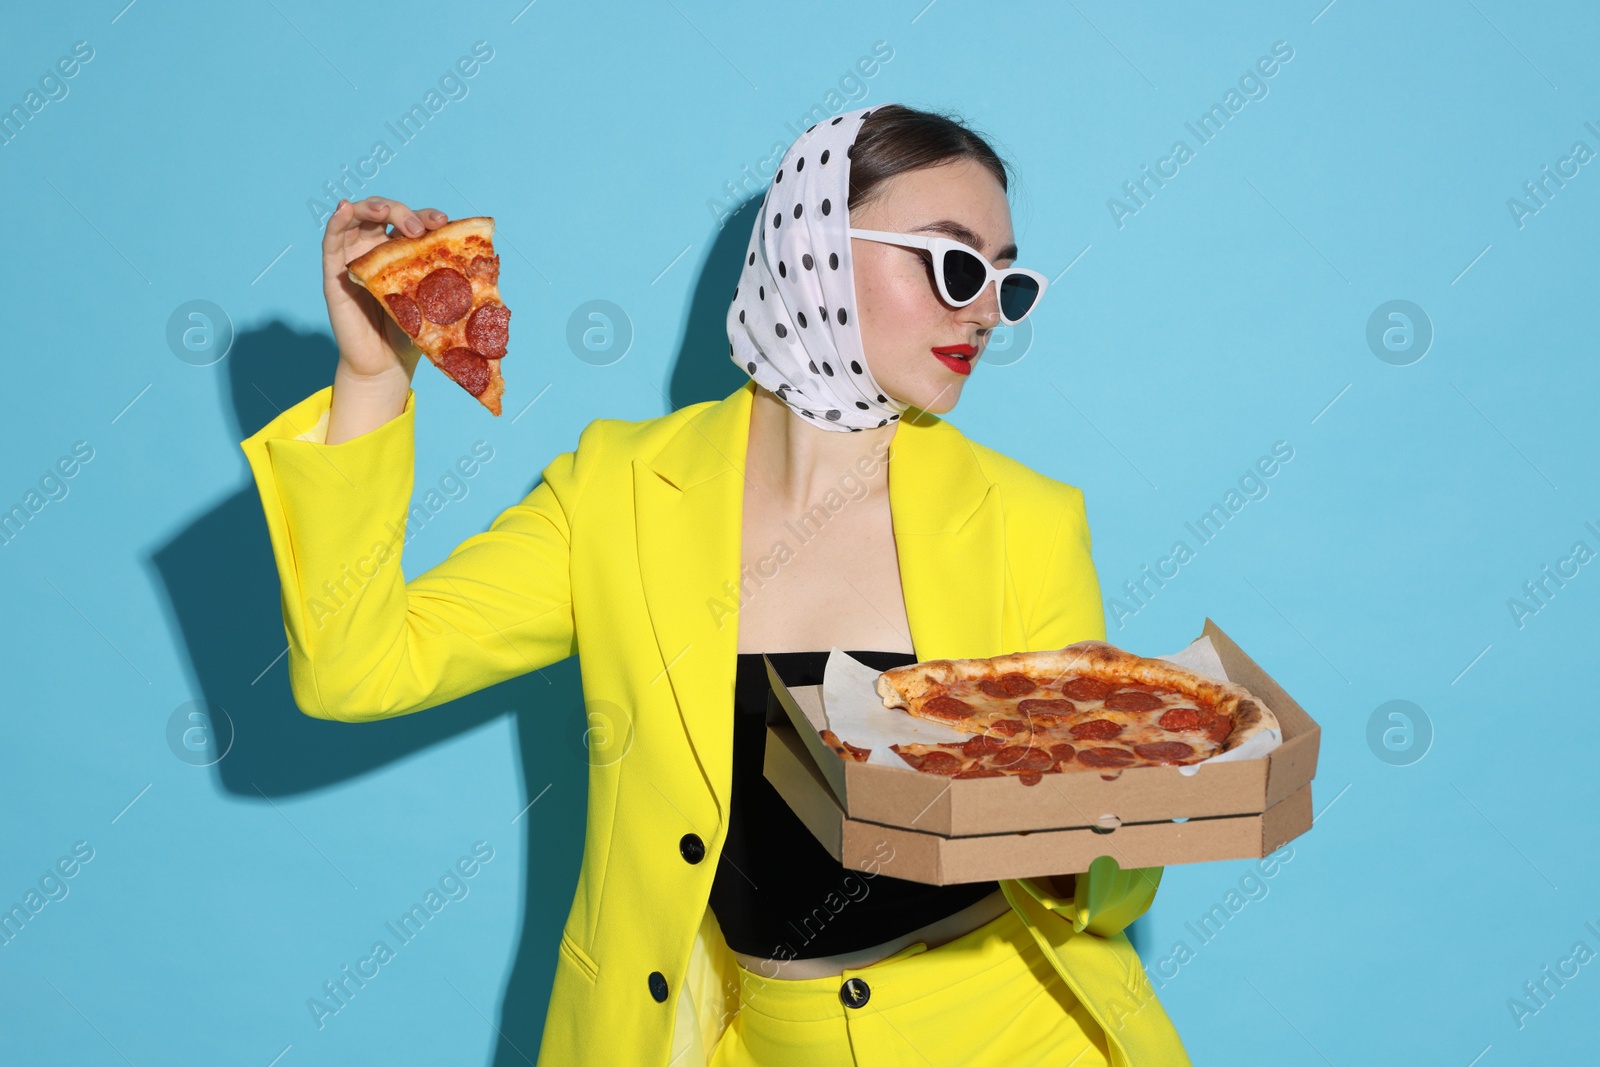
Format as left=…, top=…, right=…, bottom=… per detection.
left=819, top=636, right=1283, bottom=776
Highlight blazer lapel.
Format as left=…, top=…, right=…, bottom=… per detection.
left=634, top=379, right=1005, bottom=819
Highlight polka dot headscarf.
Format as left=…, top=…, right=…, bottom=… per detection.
left=726, top=104, right=910, bottom=432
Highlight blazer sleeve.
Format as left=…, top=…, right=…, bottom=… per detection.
left=238, top=385, right=593, bottom=722
left=1026, top=485, right=1107, bottom=648
left=1023, top=485, right=1163, bottom=936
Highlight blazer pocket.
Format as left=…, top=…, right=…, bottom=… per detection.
left=558, top=929, right=600, bottom=984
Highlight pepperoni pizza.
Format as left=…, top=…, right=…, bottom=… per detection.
left=346, top=215, right=512, bottom=415
left=866, top=641, right=1277, bottom=785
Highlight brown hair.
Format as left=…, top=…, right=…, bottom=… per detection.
left=846, top=104, right=1014, bottom=214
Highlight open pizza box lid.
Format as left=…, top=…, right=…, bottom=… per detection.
left=762, top=619, right=1319, bottom=882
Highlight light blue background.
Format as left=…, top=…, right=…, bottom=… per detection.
left=2, top=1, right=1595, bottom=1063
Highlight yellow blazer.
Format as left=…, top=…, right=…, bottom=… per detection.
left=239, top=377, right=1191, bottom=1066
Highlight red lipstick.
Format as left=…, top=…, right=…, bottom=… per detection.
left=931, top=343, right=976, bottom=376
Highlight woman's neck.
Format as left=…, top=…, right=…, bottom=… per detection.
left=745, top=383, right=898, bottom=504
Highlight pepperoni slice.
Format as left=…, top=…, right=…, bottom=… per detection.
left=990, top=746, right=1054, bottom=772
left=1047, top=742, right=1077, bottom=763
left=890, top=745, right=921, bottom=769
left=468, top=254, right=500, bottom=284
left=954, top=766, right=1005, bottom=779
left=987, top=718, right=1028, bottom=737
left=978, top=672, right=1036, bottom=699
left=915, top=750, right=964, bottom=776
left=1103, top=690, right=1165, bottom=712
left=1078, top=747, right=1136, bottom=768
left=466, top=302, right=510, bottom=359
left=384, top=293, right=422, bottom=336
left=1018, top=697, right=1076, bottom=717
left=962, top=735, right=1007, bottom=757
left=920, top=695, right=975, bottom=723
left=1069, top=718, right=1123, bottom=741
left=439, top=347, right=491, bottom=397
left=1134, top=741, right=1195, bottom=763
left=416, top=267, right=473, bottom=324
left=1018, top=772, right=1044, bottom=786
left=1059, top=676, right=1116, bottom=701
left=1159, top=707, right=1203, bottom=731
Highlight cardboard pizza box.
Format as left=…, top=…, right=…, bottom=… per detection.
left=761, top=619, right=1319, bottom=882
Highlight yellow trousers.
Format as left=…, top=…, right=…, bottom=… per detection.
left=709, top=905, right=1112, bottom=1066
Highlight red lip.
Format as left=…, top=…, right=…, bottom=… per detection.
left=931, top=344, right=976, bottom=376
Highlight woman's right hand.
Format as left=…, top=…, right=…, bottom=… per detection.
left=322, top=196, right=450, bottom=383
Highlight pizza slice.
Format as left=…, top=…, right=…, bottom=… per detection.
left=345, top=215, right=511, bottom=415
left=871, top=641, right=1278, bottom=781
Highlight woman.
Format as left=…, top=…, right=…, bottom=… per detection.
left=240, top=104, right=1191, bottom=1065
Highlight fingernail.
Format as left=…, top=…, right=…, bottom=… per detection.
left=405, top=218, right=423, bottom=235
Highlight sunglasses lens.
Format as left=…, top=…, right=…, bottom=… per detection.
left=999, top=275, right=1040, bottom=322
left=940, top=248, right=989, bottom=304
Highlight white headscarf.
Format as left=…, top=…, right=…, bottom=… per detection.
left=726, top=104, right=911, bottom=432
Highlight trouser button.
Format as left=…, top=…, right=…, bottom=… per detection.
left=648, top=971, right=669, bottom=1002
left=839, top=977, right=870, bottom=1008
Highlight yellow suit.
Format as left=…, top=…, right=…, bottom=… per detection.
left=239, top=377, right=1191, bottom=1065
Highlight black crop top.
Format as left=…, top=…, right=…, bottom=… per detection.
left=707, top=649, right=1001, bottom=960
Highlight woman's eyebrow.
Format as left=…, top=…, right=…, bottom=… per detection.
left=911, top=219, right=1019, bottom=262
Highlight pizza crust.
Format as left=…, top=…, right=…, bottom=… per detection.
left=345, top=216, right=496, bottom=281
left=874, top=640, right=1279, bottom=756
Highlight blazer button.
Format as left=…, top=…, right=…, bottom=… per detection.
left=648, top=971, right=669, bottom=1003
left=839, top=977, right=870, bottom=1008
left=679, top=832, right=705, bottom=864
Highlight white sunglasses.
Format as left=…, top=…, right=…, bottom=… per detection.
left=847, top=227, right=1049, bottom=325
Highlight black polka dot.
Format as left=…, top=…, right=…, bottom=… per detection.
left=807, top=124, right=816, bottom=133
left=850, top=360, right=862, bottom=374
left=877, top=418, right=887, bottom=427
left=831, top=116, right=842, bottom=125
left=779, top=261, right=786, bottom=278
left=797, top=311, right=807, bottom=328
left=793, top=203, right=802, bottom=219
left=802, top=254, right=813, bottom=270
left=890, top=413, right=899, bottom=420
left=802, top=410, right=813, bottom=418
left=837, top=307, right=848, bottom=325
left=829, top=253, right=839, bottom=270
left=862, top=110, right=872, bottom=119
left=772, top=212, right=781, bottom=229
left=825, top=409, right=840, bottom=420
left=775, top=323, right=787, bottom=338
left=748, top=252, right=755, bottom=265
left=796, top=157, right=805, bottom=172
left=847, top=145, right=854, bottom=159
left=759, top=286, right=765, bottom=300
left=776, top=169, right=783, bottom=183
left=821, top=362, right=833, bottom=376
left=733, top=286, right=739, bottom=299
left=855, top=401, right=868, bottom=409
left=876, top=393, right=886, bottom=402
left=819, top=305, right=827, bottom=319
left=821, top=199, right=831, bottom=216
left=739, top=310, right=745, bottom=323
left=820, top=149, right=830, bottom=164
left=747, top=362, right=756, bottom=373
left=808, top=360, right=819, bottom=374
